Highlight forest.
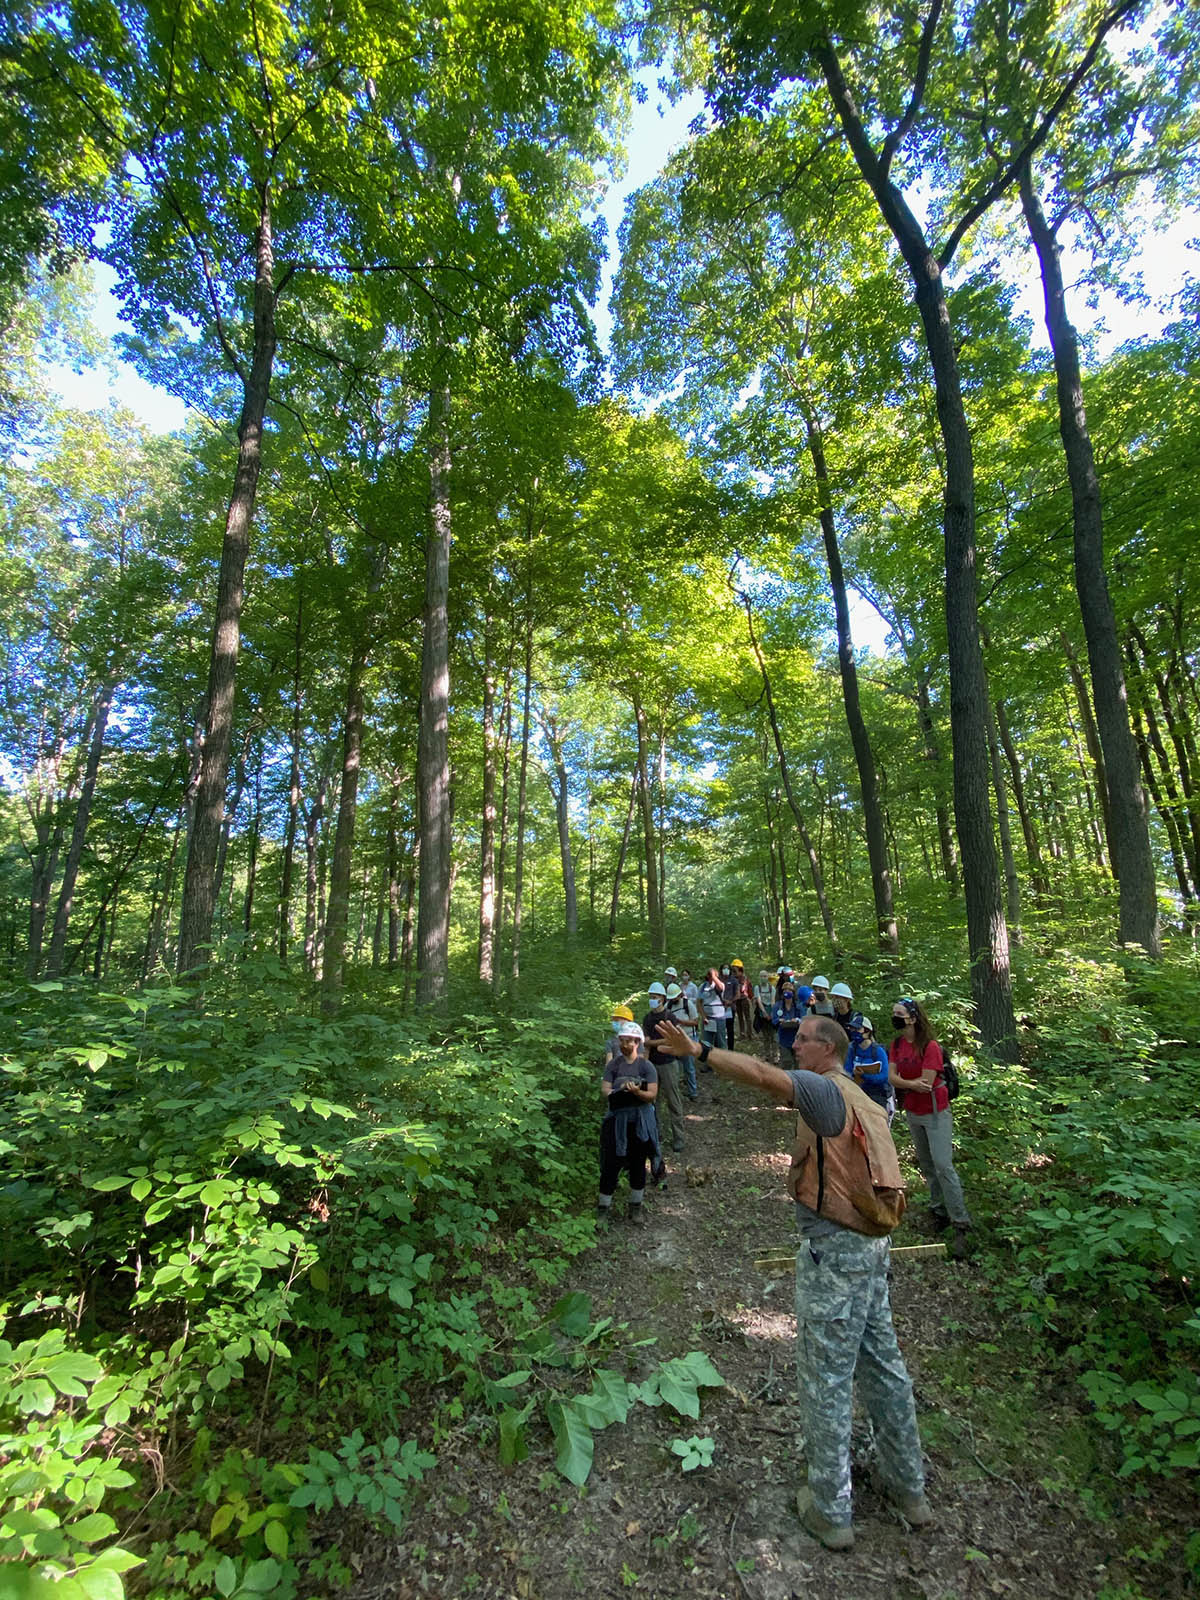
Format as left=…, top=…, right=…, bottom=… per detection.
left=1, top=0, right=1199, bottom=1594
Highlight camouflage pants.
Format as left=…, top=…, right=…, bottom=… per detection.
left=794, top=1230, right=925, bottom=1528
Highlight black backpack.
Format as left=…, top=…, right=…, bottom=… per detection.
left=941, top=1047, right=961, bottom=1101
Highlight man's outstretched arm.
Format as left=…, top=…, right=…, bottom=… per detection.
left=656, top=1020, right=796, bottom=1105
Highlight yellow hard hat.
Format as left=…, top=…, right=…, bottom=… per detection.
left=611, top=1005, right=634, bottom=1023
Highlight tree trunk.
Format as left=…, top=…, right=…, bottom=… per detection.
left=817, top=39, right=1014, bottom=1056
left=632, top=695, right=664, bottom=953
left=142, top=806, right=183, bottom=981
left=1131, top=705, right=1193, bottom=903
left=510, top=609, right=533, bottom=983
left=401, top=833, right=418, bottom=1007
left=303, top=768, right=329, bottom=975
left=544, top=728, right=578, bottom=940
left=45, top=680, right=116, bottom=977
left=321, top=646, right=367, bottom=1015
left=1061, top=631, right=1112, bottom=866
left=491, top=636, right=515, bottom=990
left=804, top=416, right=897, bottom=951
left=656, top=719, right=668, bottom=947
left=985, top=692, right=1021, bottom=943
left=915, top=668, right=959, bottom=893
left=477, top=620, right=498, bottom=982
left=279, top=577, right=303, bottom=961
left=177, top=184, right=277, bottom=976
left=994, top=698, right=1049, bottom=902
left=608, top=762, right=639, bottom=940
left=241, top=763, right=261, bottom=947
left=739, top=591, right=836, bottom=946
left=386, top=771, right=403, bottom=970
left=1126, top=640, right=1200, bottom=893
left=1021, top=165, right=1159, bottom=956
left=416, top=362, right=453, bottom=1005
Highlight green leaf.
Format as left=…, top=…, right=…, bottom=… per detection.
left=551, top=1291, right=593, bottom=1337
left=548, top=1398, right=595, bottom=1486
left=73, top=1566, right=123, bottom=1600
left=65, top=1513, right=118, bottom=1543
left=240, top=1559, right=282, bottom=1593
left=88, top=1549, right=143, bottom=1574
left=130, top=1179, right=151, bottom=1203
left=210, top=1503, right=237, bottom=1537
left=263, top=1520, right=288, bottom=1559
left=89, top=1175, right=129, bottom=1193
left=214, top=1555, right=237, bottom=1596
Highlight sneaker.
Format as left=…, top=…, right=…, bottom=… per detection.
left=880, top=1483, right=933, bottom=1526
left=628, top=1204, right=646, bottom=1227
left=672, top=1137, right=684, bottom=1153
left=796, top=1487, right=854, bottom=1551
left=595, top=1204, right=613, bottom=1227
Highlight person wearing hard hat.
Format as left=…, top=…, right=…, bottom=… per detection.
left=809, top=976, right=835, bottom=1018
left=646, top=982, right=686, bottom=1152
left=666, top=981, right=701, bottom=1102
left=598, top=1022, right=659, bottom=1227
left=830, top=982, right=864, bottom=1047
left=845, top=1017, right=894, bottom=1124
left=643, top=983, right=682, bottom=1163
left=731, top=959, right=754, bottom=1041
left=604, top=1004, right=636, bottom=1066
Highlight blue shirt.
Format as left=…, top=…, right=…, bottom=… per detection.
left=845, top=1041, right=890, bottom=1108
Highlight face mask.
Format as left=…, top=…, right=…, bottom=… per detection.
left=892, top=1017, right=907, bottom=1031
left=721, top=968, right=730, bottom=977
left=650, top=997, right=663, bottom=1010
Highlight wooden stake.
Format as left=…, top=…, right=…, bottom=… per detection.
left=754, top=1241, right=947, bottom=1271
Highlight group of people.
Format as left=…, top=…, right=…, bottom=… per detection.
left=595, top=957, right=975, bottom=1550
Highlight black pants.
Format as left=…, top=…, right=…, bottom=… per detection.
left=725, top=1013, right=735, bottom=1049
left=599, top=1117, right=654, bottom=1197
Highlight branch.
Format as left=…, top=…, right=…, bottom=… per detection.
left=880, top=0, right=945, bottom=176
left=937, top=0, right=1142, bottom=268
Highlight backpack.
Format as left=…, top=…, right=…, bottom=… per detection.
left=940, top=1046, right=960, bottom=1101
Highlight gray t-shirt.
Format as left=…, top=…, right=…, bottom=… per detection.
left=785, top=1068, right=849, bottom=1241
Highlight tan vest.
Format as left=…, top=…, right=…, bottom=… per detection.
left=787, top=1075, right=907, bottom=1236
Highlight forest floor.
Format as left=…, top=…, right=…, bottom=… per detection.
left=347, top=1048, right=1192, bottom=1600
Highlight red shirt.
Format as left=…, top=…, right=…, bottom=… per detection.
left=889, top=1037, right=947, bottom=1115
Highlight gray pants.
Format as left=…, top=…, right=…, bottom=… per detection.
left=905, top=1106, right=969, bottom=1224
left=655, top=1058, right=685, bottom=1150
left=795, top=1231, right=925, bottom=1527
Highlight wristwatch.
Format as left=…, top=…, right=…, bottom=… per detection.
left=698, top=1041, right=711, bottom=1064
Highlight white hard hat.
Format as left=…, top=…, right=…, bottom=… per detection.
left=830, top=982, right=853, bottom=999
left=617, top=1021, right=644, bottom=1040
left=812, top=975, right=831, bottom=990
left=664, top=966, right=678, bottom=977
left=665, top=983, right=682, bottom=1000
left=860, top=1017, right=875, bottom=1032
left=648, top=981, right=667, bottom=996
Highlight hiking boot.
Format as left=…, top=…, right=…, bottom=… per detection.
left=595, top=1204, right=613, bottom=1227
left=951, top=1224, right=970, bottom=1260
left=929, top=1207, right=950, bottom=1232
left=628, top=1203, right=646, bottom=1227
left=672, top=1136, right=685, bottom=1153
left=796, top=1487, right=854, bottom=1551
left=880, top=1483, right=934, bottom=1527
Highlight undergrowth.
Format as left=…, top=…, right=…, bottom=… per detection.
left=2, top=935, right=1198, bottom=1594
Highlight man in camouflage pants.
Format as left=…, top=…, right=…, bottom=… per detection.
left=657, top=1014, right=932, bottom=1551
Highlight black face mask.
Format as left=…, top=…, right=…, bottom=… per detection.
left=892, top=1017, right=908, bottom=1031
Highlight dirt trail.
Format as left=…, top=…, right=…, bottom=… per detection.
left=350, top=1054, right=1185, bottom=1600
